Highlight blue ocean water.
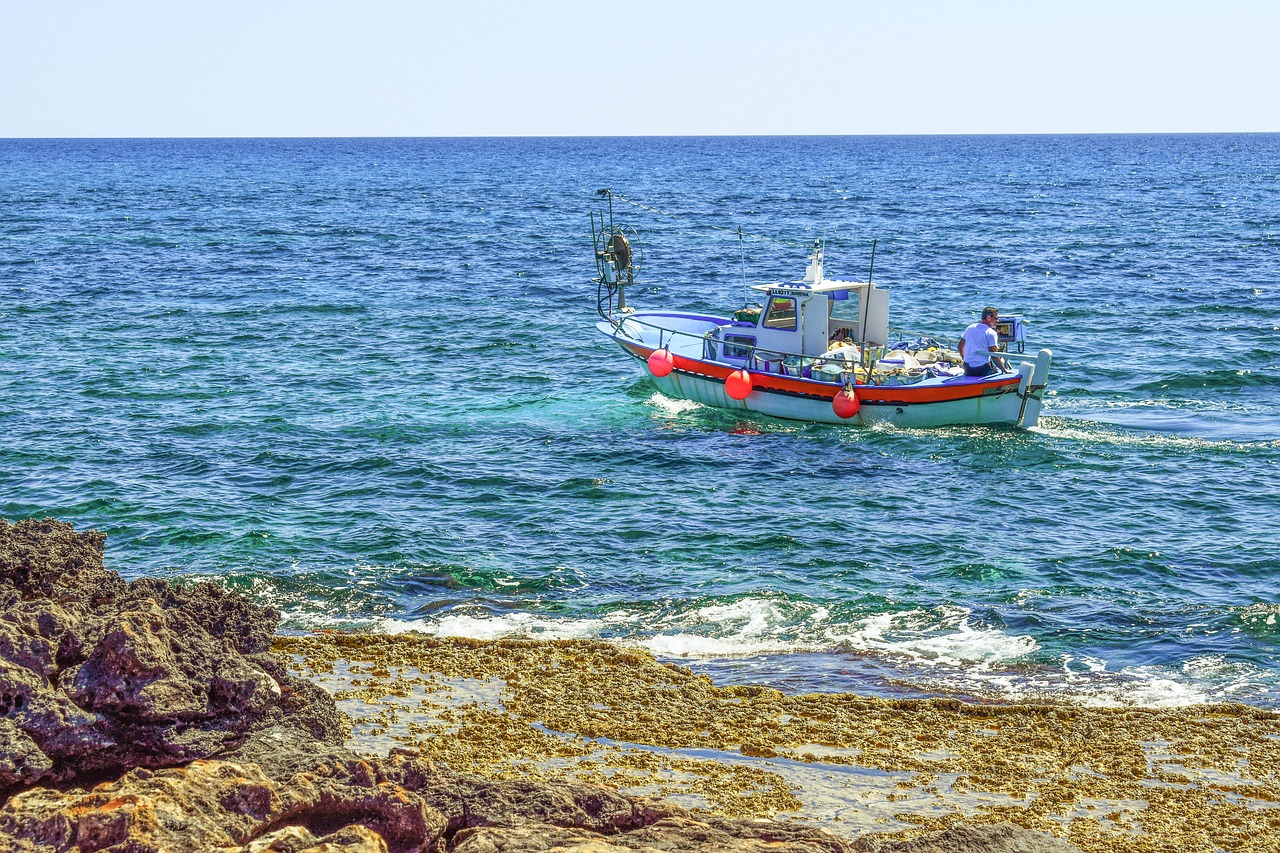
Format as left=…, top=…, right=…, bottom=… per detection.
left=3, top=135, right=1278, bottom=708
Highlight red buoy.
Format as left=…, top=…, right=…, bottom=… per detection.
left=832, top=387, right=860, bottom=419
left=725, top=369, right=752, bottom=400
left=647, top=347, right=675, bottom=377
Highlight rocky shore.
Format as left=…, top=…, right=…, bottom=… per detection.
left=3, top=519, right=1275, bottom=852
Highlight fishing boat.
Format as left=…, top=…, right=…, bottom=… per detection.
left=591, top=192, right=1053, bottom=429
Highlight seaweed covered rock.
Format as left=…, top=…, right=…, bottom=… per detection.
left=0, top=518, right=342, bottom=795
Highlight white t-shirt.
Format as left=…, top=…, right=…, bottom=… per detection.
left=961, top=321, right=998, bottom=367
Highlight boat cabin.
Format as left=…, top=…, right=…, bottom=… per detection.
left=706, top=247, right=889, bottom=366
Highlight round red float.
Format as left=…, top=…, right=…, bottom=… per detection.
left=725, top=369, right=752, bottom=400
left=647, top=348, right=675, bottom=377
left=832, top=387, right=860, bottom=418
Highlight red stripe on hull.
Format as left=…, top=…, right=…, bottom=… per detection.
left=620, top=342, right=1019, bottom=405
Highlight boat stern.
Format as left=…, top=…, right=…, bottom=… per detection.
left=1013, top=348, right=1053, bottom=428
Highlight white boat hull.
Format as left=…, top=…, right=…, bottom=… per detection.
left=647, top=365, right=1042, bottom=428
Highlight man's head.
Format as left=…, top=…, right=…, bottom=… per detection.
left=982, top=306, right=999, bottom=326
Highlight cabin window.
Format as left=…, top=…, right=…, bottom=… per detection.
left=722, top=334, right=755, bottom=360
left=830, top=291, right=860, bottom=324
left=763, top=297, right=798, bottom=330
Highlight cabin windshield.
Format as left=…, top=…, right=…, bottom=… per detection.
left=762, top=297, right=798, bottom=330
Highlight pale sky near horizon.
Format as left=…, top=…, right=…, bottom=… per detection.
left=2, top=0, right=1277, bottom=137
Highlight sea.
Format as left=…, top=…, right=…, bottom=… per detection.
left=3, top=135, right=1278, bottom=709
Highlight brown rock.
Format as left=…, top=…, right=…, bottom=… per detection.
left=0, top=758, right=450, bottom=853
left=451, top=824, right=623, bottom=853
left=2, top=762, right=266, bottom=851
left=245, top=824, right=390, bottom=852
left=0, top=519, right=340, bottom=794
left=363, top=753, right=855, bottom=852
left=0, top=518, right=117, bottom=609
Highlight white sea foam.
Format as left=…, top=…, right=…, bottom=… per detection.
left=644, top=632, right=800, bottom=658
left=688, top=597, right=829, bottom=636
left=647, top=392, right=704, bottom=417
left=640, top=597, right=833, bottom=658
left=906, top=653, right=1268, bottom=709
left=381, top=611, right=605, bottom=641
left=376, top=599, right=1038, bottom=671
left=1078, top=671, right=1211, bottom=708
left=379, top=595, right=834, bottom=659
left=824, top=607, right=1038, bottom=669
left=369, top=601, right=1269, bottom=710
left=1239, top=603, right=1280, bottom=629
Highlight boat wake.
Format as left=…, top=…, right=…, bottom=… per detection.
left=1033, top=414, right=1280, bottom=448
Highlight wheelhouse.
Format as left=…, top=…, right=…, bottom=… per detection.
left=704, top=247, right=889, bottom=367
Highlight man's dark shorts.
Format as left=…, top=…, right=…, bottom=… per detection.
left=964, top=362, right=997, bottom=377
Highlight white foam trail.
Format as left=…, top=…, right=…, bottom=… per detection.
left=1035, top=416, right=1279, bottom=452
left=1240, top=603, right=1280, bottom=628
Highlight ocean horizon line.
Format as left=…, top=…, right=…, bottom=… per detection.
left=3, top=130, right=1278, bottom=142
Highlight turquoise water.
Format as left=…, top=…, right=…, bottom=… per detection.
left=3, top=135, right=1278, bottom=707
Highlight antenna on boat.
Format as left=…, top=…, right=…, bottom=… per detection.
left=803, top=238, right=824, bottom=284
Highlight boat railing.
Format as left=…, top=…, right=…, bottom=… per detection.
left=620, top=315, right=1039, bottom=360
left=884, top=327, right=961, bottom=354
left=885, top=327, right=1045, bottom=363
left=615, top=313, right=845, bottom=367
left=614, top=315, right=961, bottom=385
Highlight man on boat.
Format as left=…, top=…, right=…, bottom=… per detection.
left=959, top=306, right=1007, bottom=377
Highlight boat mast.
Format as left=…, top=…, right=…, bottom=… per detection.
left=592, top=189, right=636, bottom=318
left=859, top=239, right=877, bottom=380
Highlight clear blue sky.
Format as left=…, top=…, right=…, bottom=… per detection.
left=3, top=0, right=1276, bottom=137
